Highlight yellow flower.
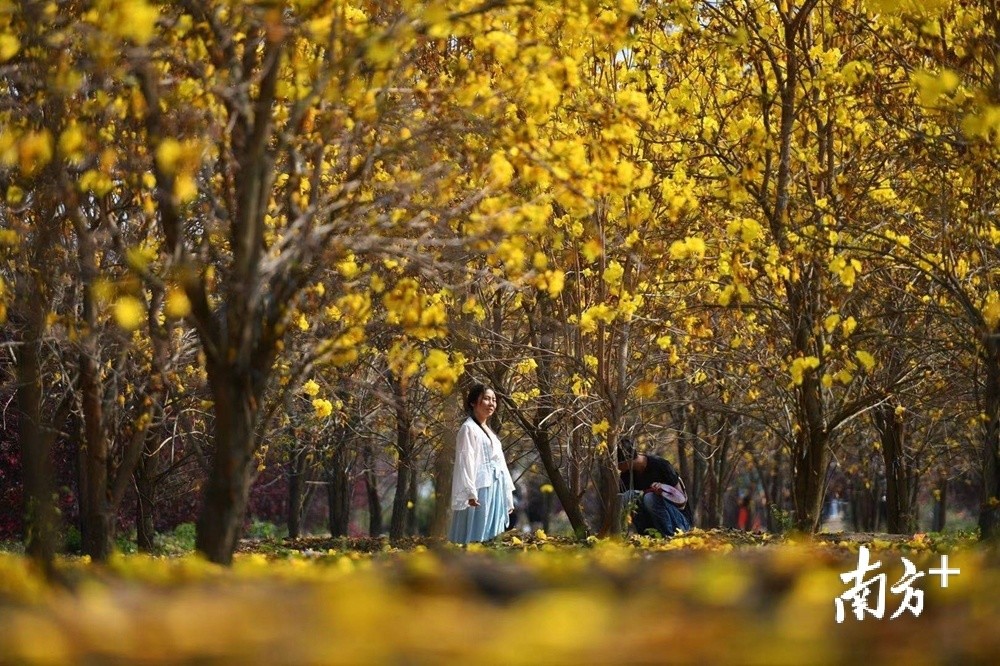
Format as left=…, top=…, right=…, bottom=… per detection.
left=855, top=350, right=876, bottom=371
left=114, top=296, right=145, bottom=331
left=302, top=380, right=320, bottom=397
left=669, top=236, right=707, bottom=260
left=165, top=287, right=190, bottom=319
left=155, top=139, right=182, bottom=175
left=789, top=356, right=821, bottom=386
left=0, top=33, right=20, bottom=62
left=581, top=239, right=603, bottom=263
left=488, top=152, right=515, bottom=188
left=312, top=398, right=333, bottom=419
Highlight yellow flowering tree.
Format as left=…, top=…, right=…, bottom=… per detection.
left=126, top=0, right=555, bottom=563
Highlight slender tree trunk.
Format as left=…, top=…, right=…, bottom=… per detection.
left=766, top=445, right=785, bottom=533
left=135, top=435, right=158, bottom=552
left=405, top=465, right=419, bottom=536
left=932, top=470, right=947, bottom=532
left=287, top=441, right=309, bottom=538
left=533, top=431, right=589, bottom=536
left=136, top=288, right=171, bottom=553
left=363, top=444, right=383, bottom=536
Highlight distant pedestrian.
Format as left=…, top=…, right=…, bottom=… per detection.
left=737, top=494, right=751, bottom=531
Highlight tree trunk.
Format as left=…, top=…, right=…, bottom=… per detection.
left=363, top=443, right=383, bottom=536
left=429, top=427, right=454, bottom=538
left=979, top=338, right=1000, bottom=541
left=766, top=445, right=786, bottom=533
left=195, top=376, right=258, bottom=565
left=287, top=441, right=309, bottom=538
left=135, top=434, right=158, bottom=552
left=534, top=431, right=590, bottom=537
left=932, top=470, right=947, bottom=532
left=405, top=465, right=419, bottom=536
left=75, top=222, right=114, bottom=562
left=389, top=379, right=413, bottom=542
left=78, top=342, right=112, bottom=560
left=16, top=292, right=60, bottom=574
left=529, top=313, right=589, bottom=536
left=873, top=403, right=916, bottom=534
left=791, top=394, right=829, bottom=532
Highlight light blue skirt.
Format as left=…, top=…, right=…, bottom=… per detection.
left=448, top=473, right=508, bottom=545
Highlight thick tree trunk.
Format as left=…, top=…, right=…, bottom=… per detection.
left=979, top=338, right=1000, bottom=541
left=75, top=223, right=114, bottom=562
left=326, top=446, right=352, bottom=537
left=389, top=381, right=413, bottom=541
left=596, top=458, right=621, bottom=537
left=429, top=428, right=454, bottom=538
left=530, top=320, right=589, bottom=537
left=16, top=294, right=59, bottom=574
left=78, top=344, right=112, bottom=561
left=792, top=425, right=829, bottom=532
left=873, top=404, right=916, bottom=534
left=534, top=432, right=590, bottom=537
left=195, top=376, right=258, bottom=565
left=789, top=277, right=829, bottom=533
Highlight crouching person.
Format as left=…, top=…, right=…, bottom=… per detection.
left=617, top=438, right=693, bottom=537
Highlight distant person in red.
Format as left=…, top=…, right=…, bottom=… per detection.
left=737, top=494, right=751, bottom=531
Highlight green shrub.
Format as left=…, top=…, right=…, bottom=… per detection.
left=245, top=520, right=285, bottom=540
left=64, top=525, right=82, bottom=554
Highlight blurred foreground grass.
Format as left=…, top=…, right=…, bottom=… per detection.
left=1, top=529, right=997, bottom=664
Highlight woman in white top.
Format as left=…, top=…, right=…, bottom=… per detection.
left=448, top=384, right=515, bottom=544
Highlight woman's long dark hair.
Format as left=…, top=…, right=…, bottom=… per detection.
left=464, top=383, right=489, bottom=420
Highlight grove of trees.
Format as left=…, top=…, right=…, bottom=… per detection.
left=1, top=0, right=998, bottom=566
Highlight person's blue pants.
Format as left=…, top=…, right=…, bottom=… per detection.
left=623, top=490, right=691, bottom=536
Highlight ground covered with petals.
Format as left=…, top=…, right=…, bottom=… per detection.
left=1, top=530, right=996, bottom=664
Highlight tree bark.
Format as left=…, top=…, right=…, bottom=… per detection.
left=15, top=279, right=60, bottom=574
left=873, top=403, right=916, bottom=534
left=932, top=470, right=947, bottom=533
left=388, top=378, right=413, bottom=541
left=978, top=337, right=1000, bottom=541
left=135, top=434, right=158, bottom=552
left=74, top=216, right=113, bottom=562
left=287, top=439, right=309, bottom=538
left=326, top=444, right=352, bottom=537
left=429, top=426, right=454, bottom=538
left=405, top=465, right=419, bottom=536
left=194, top=374, right=259, bottom=565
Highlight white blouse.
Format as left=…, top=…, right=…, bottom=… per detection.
left=450, top=417, right=515, bottom=512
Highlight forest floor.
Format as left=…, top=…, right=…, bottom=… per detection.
left=2, top=528, right=997, bottom=664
